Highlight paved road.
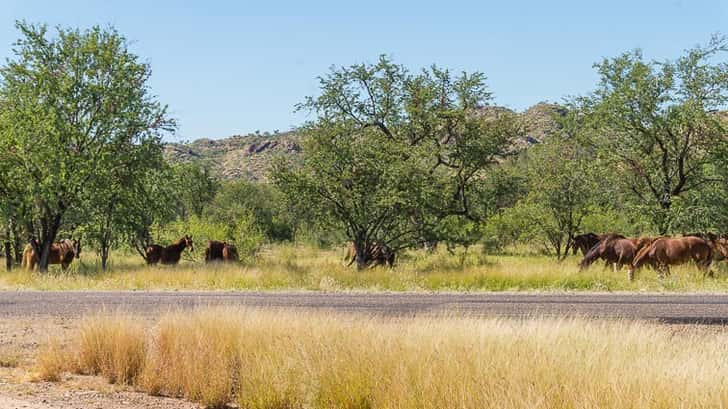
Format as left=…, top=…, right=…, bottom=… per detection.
left=4, top=291, right=728, bottom=324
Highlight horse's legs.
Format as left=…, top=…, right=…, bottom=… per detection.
left=656, top=263, right=667, bottom=278
left=700, top=257, right=713, bottom=277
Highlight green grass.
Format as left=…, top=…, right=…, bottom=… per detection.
left=2, top=243, right=728, bottom=292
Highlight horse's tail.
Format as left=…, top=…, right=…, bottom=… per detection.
left=21, top=244, right=34, bottom=270
left=632, top=239, right=658, bottom=270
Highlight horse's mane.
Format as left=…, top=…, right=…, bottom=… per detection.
left=632, top=237, right=666, bottom=268
left=166, top=237, right=186, bottom=251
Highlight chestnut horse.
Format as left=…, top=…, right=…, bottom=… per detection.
left=21, top=238, right=81, bottom=272
left=205, top=240, right=238, bottom=262
left=145, top=235, right=194, bottom=265
left=629, top=236, right=713, bottom=279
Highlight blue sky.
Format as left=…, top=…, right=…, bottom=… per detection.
left=2, top=0, right=726, bottom=140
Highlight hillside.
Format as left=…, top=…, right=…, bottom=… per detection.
left=164, top=130, right=301, bottom=181
left=164, top=103, right=565, bottom=181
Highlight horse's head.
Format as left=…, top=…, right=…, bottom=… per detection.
left=184, top=235, right=194, bottom=252
left=712, top=237, right=728, bottom=261
left=72, top=239, right=82, bottom=259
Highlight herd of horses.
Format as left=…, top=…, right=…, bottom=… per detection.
left=16, top=232, right=728, bottom=280
left=574, top=232, right=728, bottom=280
left=18, top=236, right=238, bottom=271
left=143, top=236, right=240, bottom=265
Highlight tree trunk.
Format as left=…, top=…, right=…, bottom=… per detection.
left=101, top=240, right=109, bottom=272
left=38, top=240, right=52, bottom=273
left=36, top=213, right=63, bottom=273
left=3, top=227, right=11, bottom=271
left=354, top=239, right=369, bottom=270
left=10, top=221, right=22, bottom=264
left=656, top=199, right=672, bottom=235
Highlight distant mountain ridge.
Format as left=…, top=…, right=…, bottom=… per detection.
left=164, top=103, right=566, bottom=181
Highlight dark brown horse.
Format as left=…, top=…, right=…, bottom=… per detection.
left=22, top=238, right=81, bottom=272
left=629, top=236, right=713, bottom=279
left=205, top=240, right=238, bottom=263
left=222, top=243, right=239, bottom=262
left=145, top=235, right=194, bottom=265
left=343, top=241, right=395, bottom=268
left=579, top=235, right=653, bottom=278
left=572, top=233, right=601, bottom=256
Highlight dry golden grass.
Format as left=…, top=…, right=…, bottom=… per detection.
left=34, top=338, right=68, bottom=382
left=4, top=243, right=728, bottom=292
left=40, top=307, right=728, bottom=408
left=75, top=315, right=147, bottom=385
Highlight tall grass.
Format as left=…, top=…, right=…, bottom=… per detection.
left=3, top=243, right=728, bottom=292
left=47, top=308, right=728, bottom=408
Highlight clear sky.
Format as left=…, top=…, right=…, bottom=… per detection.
left=2, top=0, right=726, bottom=140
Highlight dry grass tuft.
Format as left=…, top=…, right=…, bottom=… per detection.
left=75, top=315, right=147, bottom=385
left=38, top=307, right=728, bottom=408
left=34, top=338, right=69, bottom=382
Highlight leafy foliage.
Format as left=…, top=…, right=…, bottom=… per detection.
left=579, top=35, right=728, bottom=233
left=0, top=22, right=174, bottom=270
left=273, top=56, right=520, bottom=268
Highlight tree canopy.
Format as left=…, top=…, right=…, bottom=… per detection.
left=273, top=56, right=521, bottom=268
left=0, top=22, right=174, bottom=270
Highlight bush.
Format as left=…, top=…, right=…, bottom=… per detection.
left=156, top=213, right=264, bottom=261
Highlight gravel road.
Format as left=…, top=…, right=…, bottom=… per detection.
left=3, top=291, right=728, bottom=324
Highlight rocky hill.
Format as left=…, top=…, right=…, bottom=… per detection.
left=164, top=103, right=565, bottom=181
left=164, top=131, right=301, bottom=181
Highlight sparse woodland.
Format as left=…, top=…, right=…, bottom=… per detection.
left=0, top=22, right=727, bottom=275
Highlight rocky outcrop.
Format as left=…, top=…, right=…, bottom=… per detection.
left=165, top=103, right=569, bottom=181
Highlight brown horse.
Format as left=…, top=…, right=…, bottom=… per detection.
left=22, top=238, right=81, bottom=272
left=572, top=233, right=601, bottom=256
left=343, top=241, right=395, bottom=268
left=205, top=240, right=238, bottom=263
left=145, top=235, right=194, bottom=265
left=710, top=236, right=728, bottom=260
left=579, top=234, right=651, bottom=275
left=222, top=243, right=239, bottom=262
left=629, top=236, right=713, bottom=279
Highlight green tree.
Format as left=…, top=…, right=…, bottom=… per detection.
left=204, top=180, right=295, bottom=242
left=0, top=22, right=174, bottom=271
left=79, top=145, right=168, bottom=271
left=273, top=56, right=519, bottom=268
left=170, top=162, right=219, bottom=219
left=581, top=35, right=728, bottom=234
left=518, top=135, right=600, bottom=259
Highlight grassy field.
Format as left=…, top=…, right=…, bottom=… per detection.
left=2, top=243, right=728, bottom=292
left=36, top=307, right=728, bottom=408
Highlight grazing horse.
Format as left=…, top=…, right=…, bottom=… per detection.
left=343, top=241, right=395, bottom=268
left=145, top=235, right=194, bottom=265
left=205, top=240, right=238, bottom=263
left=222, top=243, right=239, bottom=262
left=711, top=236, right=728, bottom=261
left=629, top=236, right=713, bottom=279
left=685, top=233, right=727, bottom=261
left=21, top=238, right=81, bottom=272
left=572, top=233, right=601, bottom=256
left=579, top=235, right=653, bottom=278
